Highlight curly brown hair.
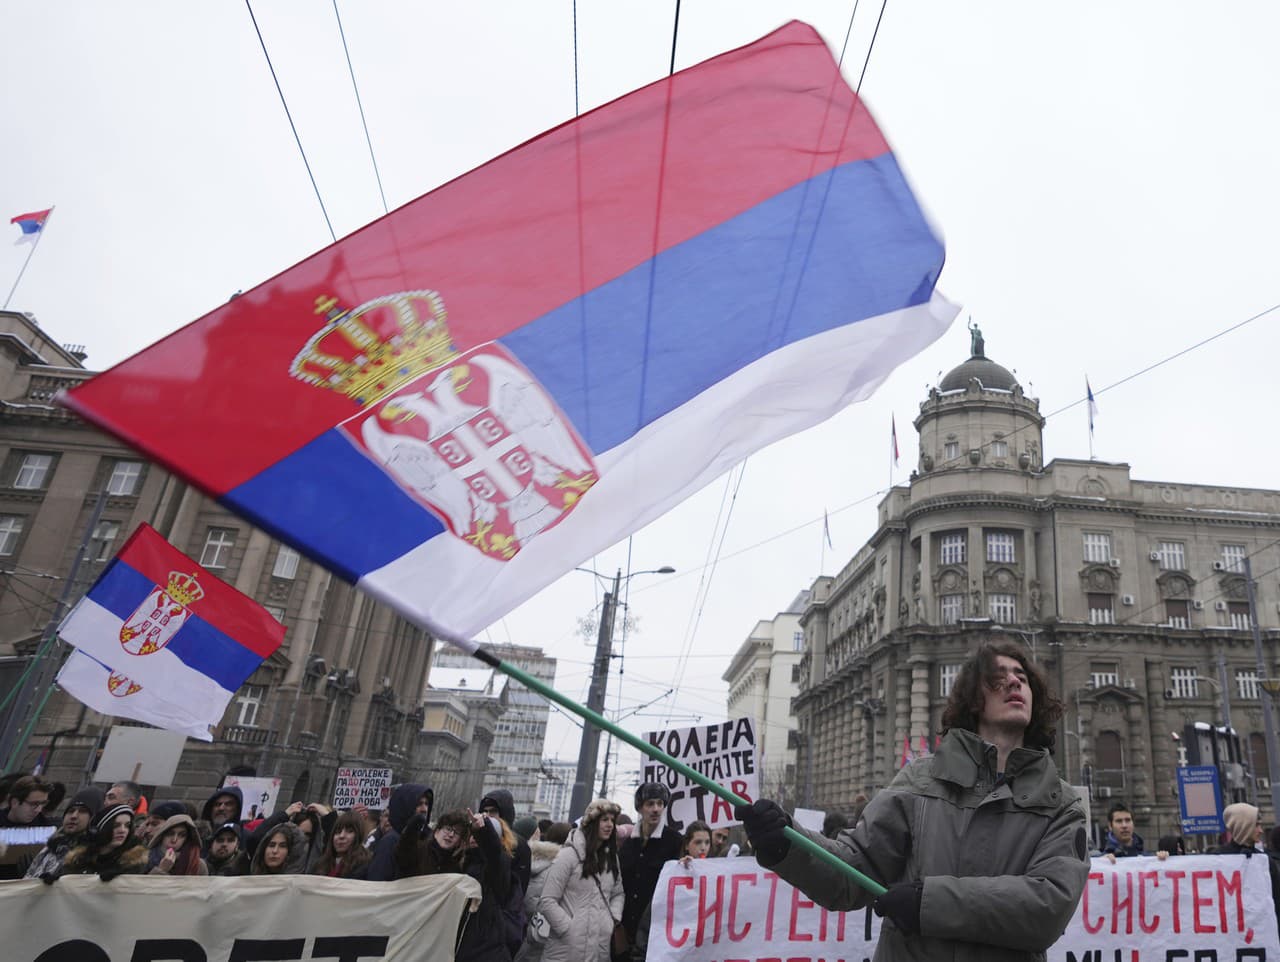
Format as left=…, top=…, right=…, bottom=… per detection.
left=940, top=642, right=1063, bottom=752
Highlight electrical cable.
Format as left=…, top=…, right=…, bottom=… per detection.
left=245, top=0, right=337, bottom=243
left=332, top=0, right=389, bottom=215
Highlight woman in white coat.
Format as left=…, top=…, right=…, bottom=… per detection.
left=539, top=799, right=625, bottom=962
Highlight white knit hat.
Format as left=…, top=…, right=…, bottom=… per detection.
left=583, top=798, right=621, bottom=823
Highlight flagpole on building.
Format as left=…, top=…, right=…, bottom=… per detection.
left=4, top=206, right=55, bottom=311
left=0, top=479, right=106, bottom=771
left=474, top=649, right=889, bottom=897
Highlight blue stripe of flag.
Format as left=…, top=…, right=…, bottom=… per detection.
left=88, top=561, right=264, bottom=691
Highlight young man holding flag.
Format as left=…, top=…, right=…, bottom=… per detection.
left=736, top=641, right=1088, bottom=960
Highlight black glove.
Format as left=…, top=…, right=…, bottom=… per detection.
left=873, top=880, right=923, bottom=935
left=39, top=872, right=57, bottom=885
left=407, top=812, right=431, bottom=839
left=733, top=799, right=791, bottom=864
left=98, top=868, right=123, bottom=883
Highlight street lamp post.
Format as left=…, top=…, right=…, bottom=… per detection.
left=569, top=564, right=674, bottom=819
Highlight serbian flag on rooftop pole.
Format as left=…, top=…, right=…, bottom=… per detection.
left=61, top=21, right=957, bottom=650
left=55, top=524, right=285, bottom=740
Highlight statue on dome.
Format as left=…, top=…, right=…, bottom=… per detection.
left=968, top=319, right=985, bottom=357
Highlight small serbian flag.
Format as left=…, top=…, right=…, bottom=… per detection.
left=10, top=208, right=52, bottom=243
left=891, top=415, right=900, bottom=468
left=55, top=523, right=284, bottom=739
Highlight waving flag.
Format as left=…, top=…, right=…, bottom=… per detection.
left=55, top=524, right=284, bottom=737
left=891, top=415, right=900, bottom=468
left=56, top=651, right=221, bottom=741
left=62, top=21, right=956, bottom=646
left=1086, top=378, right=1098, bottom=438
left=10, top=208, right=52, bottom=243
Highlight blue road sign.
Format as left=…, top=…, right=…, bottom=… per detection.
left=1176, top=765, right=1225, bottom=835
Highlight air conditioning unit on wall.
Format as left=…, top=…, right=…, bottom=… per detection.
left=1214, top=601, right=1228, bottom=612
left=1149, top=551, right=1161, bottom=562
left=1096, top=787, right=1113, bottom=799
left=1212, top=561, right=1226, bottom=572
left=1121, top=594, right=1135, bottom=606
left=1192, top=600, right=1204, bottom=610
left=1109, top=558, right=1121, bottom=568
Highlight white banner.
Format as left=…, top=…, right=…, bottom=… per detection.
left=646, top=855, right=1278, bottom=962
left=641, top=718, right=759, bottom=832
left=0, top=872, right=480, bottom=962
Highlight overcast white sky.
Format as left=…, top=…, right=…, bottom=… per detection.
left=4, top=2, right=1279, bottom=800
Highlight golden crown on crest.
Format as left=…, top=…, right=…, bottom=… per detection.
left=166, top=571, right=205, bottom=607
left=290, top=290, right=458, bottom=406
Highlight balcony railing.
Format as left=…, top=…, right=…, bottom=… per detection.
left=25, top=373, right=90, bottom=403
left=220, top=724, right=274, bottom=746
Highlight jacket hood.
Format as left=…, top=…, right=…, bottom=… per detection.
left=147, top=814, right=199, bottom=850
left=931, top=728, right=1064, bottom=811
left=388, top=783, right=431, bottom=833
left=528, top=839, right=562, bottom=869
left=479, top=789, right=515, bottom=825
left=201, top=786, right=244, bottom=823
left=250, top=821, right=309, bottom=875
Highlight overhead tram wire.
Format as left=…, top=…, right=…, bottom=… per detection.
left=245, top=0, right=337, bottom=243
left=333, top=0, right=388, bottom=215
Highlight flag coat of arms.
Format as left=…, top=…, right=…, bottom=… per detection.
left=55, top=524, right=284, bottom=737
left=62, top=22, right=956, bottom=645
left=10, top=208, right=52, bottom=242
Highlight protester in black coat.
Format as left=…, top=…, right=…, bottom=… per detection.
left=619, top=784, right=682, bottom=961
left=482, top=788, right=532, bottom=894
left=366, top=782, right=433, bottom=881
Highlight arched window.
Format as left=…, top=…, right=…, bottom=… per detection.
left=1250, top=733, right=1270, bottom=782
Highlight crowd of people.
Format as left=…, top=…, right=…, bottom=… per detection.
left=0, top=772, right=738, bottom=962
left=2, top=641, right=1278, bottom=961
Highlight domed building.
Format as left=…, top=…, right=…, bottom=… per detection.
left=790, top=325, right=1280, bottom=845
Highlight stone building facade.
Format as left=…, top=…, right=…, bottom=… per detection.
left=723, top=590, right=808, bottom=806
left=792, top=329, right=1280, bottom=841
left=0, top=309, right=497, bottom=806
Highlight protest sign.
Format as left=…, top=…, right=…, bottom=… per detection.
left=1177, top=765, right=1226, bottom=835
left=642, top=718, right=759, bottom=832
left=223, top=774, right=282, bottom=820
left=646, top=854, right=1277, bottom=962
left=333, top=767, right=393, bottom=810
left=0, top=873, right=480, bottom=962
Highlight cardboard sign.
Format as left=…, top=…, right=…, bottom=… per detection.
left=94, top=725, right=188, bottom=785
left=641, top=717, right=759, bottom=832
left=332, top=767, right=393, bottom=810
left=1177, top=765, right=1226, bottom=835
left=222, top=775, right=282, bottom=821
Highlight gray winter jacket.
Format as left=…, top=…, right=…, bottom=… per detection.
left=767, top=728, right=1089, bottom=962
left=539, top=830, right=624, bottom=962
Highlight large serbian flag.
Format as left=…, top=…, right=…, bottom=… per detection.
left=62, top=22, right=956, bottom=648
left=55, top=524, right=285, bottom=739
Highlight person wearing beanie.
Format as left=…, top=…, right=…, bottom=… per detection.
left=618, top=783, right=681, bottom=961
left=513, top=815, right=540, bottom=843
left=24, top=786, right=104, bottom=879
left=1214, top=803, right=1263, bottom=854
left=58, top=804, right=148, bottom=880
left=138, top=799, right=187, bottom=846
left=540, top=799, right=625, bottom=962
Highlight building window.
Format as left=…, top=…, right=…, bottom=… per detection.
left=1157, top=541, right=1185, bottom=571
left=1170, top=667, right=1199, bottom=699
left=1251, top=733, right=1270, bottom=782
left=1087, top=593, right=1114, bottom=624
left=1090, top=663, right=1119, bottom=689
left=264, top=605, right=286, bottom=623
left=1083, top=532, right=1112, bottom=564
left=1236, top=669, right=1259, bottom=700
left=939, top=594, right=965, bottom=625
left=1166, top=599, right=1190, bottom=629
left=940, top=533, right=966, bottom=565
left=988, top=593, right=1016, bottom=622
left=986, top=532, right=1016, bottom=564
left=272, top=545, right=300, bottom=580
left=990, top=440, right=1008, bottom=458
left=1228, top=602, right=1250, bottom=631
left=0, top=515, right=24, bottom=556
left=1094, top=730, right=1125, bottom=794
left=939, top=663, right=960, bottom=698
left=790, top=664, right=801, bottom=684
left=13, top=453, right=53, bottom=490
left=199, top=527, right=236, bottom=569
left=944, top=441, right=960, bottom=461
left=106, top=460, right=143, bottom=496
left=233, top=684, right=267, bottom=727
left=90, top=521, right=120, bottom=561
left=792, top=630, right=804, bottom=652
left=1221, top=544, right=1246, bottom=574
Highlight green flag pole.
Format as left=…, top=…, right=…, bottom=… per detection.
left=477, top=649, right=887, bottom=898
